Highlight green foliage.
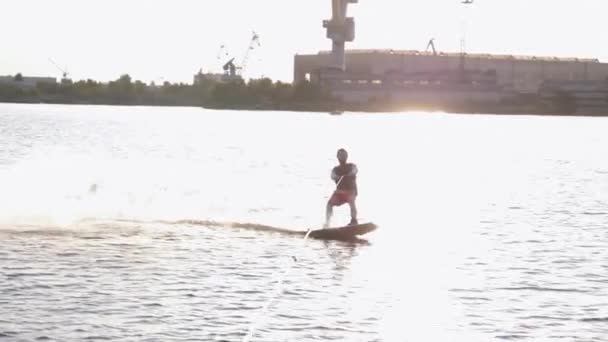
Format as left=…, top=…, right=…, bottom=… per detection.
left=0, top=74, right=335, bottom=110
left=0, top=84, right=22, bottom=101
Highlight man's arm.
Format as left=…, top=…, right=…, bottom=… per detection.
left=331, top=168, right=340, bottom=182
left=349, top=164, right=358, bottom=176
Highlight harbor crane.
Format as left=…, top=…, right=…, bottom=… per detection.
left=323, top=0, right=358, bottom=71
left=222, top=58, right=237, bottom=77
left=239, top=31, right=261, bottom=74
left=48, top=58, right=72, bottom=84
left=219, top=31, right=261, bottom=78
left=426, top=38, right=437, bottom=56
left=459, top=0, right=474, bottom=82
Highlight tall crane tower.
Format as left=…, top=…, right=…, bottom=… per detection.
left=48, top=58, right=72, bottom=84
left=323, top=0, right=358, bottom=71
left=426, top=38, right=437, bottom=56
left=240, top=31, right=261, bottom=75
left=218, top=32, right=261, bottom=79
left=459, top=0, right=474, bottom=82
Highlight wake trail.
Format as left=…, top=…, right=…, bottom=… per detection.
left=171, top=219, right=306, bottom=236
left=106, top=218, right=307, bottom=236
left=0, top=217, right=309, bottom=238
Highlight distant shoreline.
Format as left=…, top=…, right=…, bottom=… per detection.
left=2, top=100, right=608, bottom=118
left=1, top=74, right=606, bottom=116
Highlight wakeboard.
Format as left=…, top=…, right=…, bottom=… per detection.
left=308, top=222, right=377, bottom=241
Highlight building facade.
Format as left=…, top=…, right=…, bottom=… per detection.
left=294, top=50, right=608, bottom=97
left=539, top=79, right=608, bottom=115
left=0, top=75, right=57, bottom=89
left=193, top=71, right=243, bottom=85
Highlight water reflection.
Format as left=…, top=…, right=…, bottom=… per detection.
left=322, top=240, right=361, bottom=274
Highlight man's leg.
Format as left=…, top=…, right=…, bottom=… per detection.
left=325, top=201, right=334, bottom=228
left=348, top=198, right=358, bottom=225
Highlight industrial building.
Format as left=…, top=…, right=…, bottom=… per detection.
left=0, top=75, right=56, bottom=89
left=193, top=70, right=242, bottom=85
left=539, top=79, right=608, bottom=115
left=296, top=0, right=608, bottom=107
left=295, top=50, right=608, bottom=93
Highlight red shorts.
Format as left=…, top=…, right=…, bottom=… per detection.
left=329, top=190, right=356, bottom=206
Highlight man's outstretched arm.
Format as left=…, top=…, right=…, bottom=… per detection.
left=331, top=168, right=340, bottom=182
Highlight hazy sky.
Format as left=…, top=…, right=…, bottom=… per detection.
left=1, top=0, right=606, bottom=83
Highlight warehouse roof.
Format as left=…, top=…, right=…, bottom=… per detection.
left=314, top=49, right=600, bottom=63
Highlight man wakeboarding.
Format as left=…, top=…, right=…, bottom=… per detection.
left=324, top=148, right=358, bottom=228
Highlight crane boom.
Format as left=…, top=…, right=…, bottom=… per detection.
left=48, top=58, right=68, bottom=78
left=240, top=31, right=261, bottom=75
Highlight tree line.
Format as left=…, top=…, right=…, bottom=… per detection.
left=0, top=74, right=337, bottom=111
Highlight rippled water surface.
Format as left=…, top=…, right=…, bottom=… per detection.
left=2, top=103, right=608, bottom=341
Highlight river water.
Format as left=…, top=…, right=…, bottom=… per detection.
left=1, top=103, right=608, bottom=341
